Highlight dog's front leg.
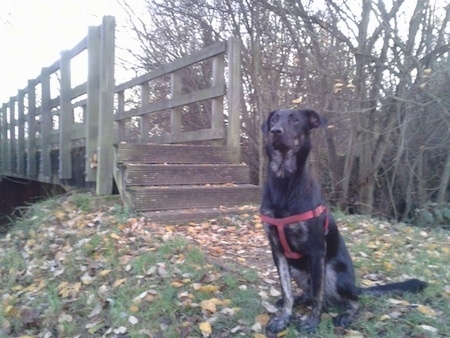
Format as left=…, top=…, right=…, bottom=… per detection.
left=298, top=251, right=326, bottom=332
left=266, top=249, right=293, bottom=333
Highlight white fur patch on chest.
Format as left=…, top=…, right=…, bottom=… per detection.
left=270, top=150, right=297, bottom=177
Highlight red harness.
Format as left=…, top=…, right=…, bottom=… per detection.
left=260, top=205, right=329, bottom=259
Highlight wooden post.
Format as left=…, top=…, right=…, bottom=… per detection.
left=0, top=104, right=7, bottom=172
left=59, top=50, right=73, bottom=180
left=170, top=71, right=182, bottom=135
left=8, top=97, right=16, bottom=173
left=211, top=55, right=225, bottom=145
left=27, top=80, right=37, bottom=178
left=140, top=82, right=150, bottom=141
left=117, top=90, right=125, bottom=141
left=86, top=25, right=101, bottom=183
left=96, top=16, right=115, bottom=195
left=226, top=37, right=241, bottom=161
left=40, top=67, right=52, bottom=182
left=17, top=90, right=26, bottom=175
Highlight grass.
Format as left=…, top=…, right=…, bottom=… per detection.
left=0, top=193, right=449, bottom=337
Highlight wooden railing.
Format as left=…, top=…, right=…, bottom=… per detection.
left=0, top=16, right=115, bottom=194
left=0, top=16, right=241, bottom=195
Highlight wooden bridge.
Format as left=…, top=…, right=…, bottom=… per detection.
left=0, top=16, right=260, bottom=222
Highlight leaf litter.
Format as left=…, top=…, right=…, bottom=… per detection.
left=0, top=193, right=449, bottom=337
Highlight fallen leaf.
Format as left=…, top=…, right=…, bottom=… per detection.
left=170, top=281, right=184, bottom=288
left=113, top=278, right=127, bottom=288
left=255, top=313, right=270, bottom=326
left=199, top=321, right=212, bottom=336
left=129, top=304, right=139, bottom=313
left=128, top=315, right=139, bottom=325
left=419, top=324, right=438, bottom=334
left=416, top=305, right=437, bottom=317
left=261, top=300, right=278, bottom=313
left=88, top=303, right=103, bottom=318
left=198, top=284, right=219, bottom=293
left=200, top=299, right=218, bottom=313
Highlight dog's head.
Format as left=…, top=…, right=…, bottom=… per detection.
left=262, top=109, right=325, bottom=177
left=262, top=109, right=325, bottom=152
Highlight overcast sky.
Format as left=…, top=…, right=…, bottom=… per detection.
left=0, top=0, right=126, bottom=103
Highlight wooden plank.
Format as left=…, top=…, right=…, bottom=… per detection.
left=114, top=84, right=225, bottom=121
left=170, top=71, right=182, bottom=133
left=71, top=82, right=87, bottom=100
left=86, top=24, right=101, bottom=182
left=148, top=127, right=225, bottom=144
left=0, top=104, right=7, bottom=172
left=142, top=205, right=258, bottom=224
left=211, top=55, right=224, bottom=132
left=140, top=82, right=150, bottom=141
left=40, top=67, right=52, bottom=181
left=125, top=163, right=250, bottom=186
left=116, top=144, right=235, bottom=164
left=131, top=184, right=261, bottom=211
left=115, top=41, right=227, bottom=92
left=27, top=80, right=38, bottom=178
left=17, top=90, right=26, bottom=175
left=59, top=50, right=73, bottom=179
left=226, top=37, right=242, bottom=161
left=8, top=97, right=16, bottom=173
left=96, top=16, right=115, bottom=195
left=66, top=36, right=88, bottom=59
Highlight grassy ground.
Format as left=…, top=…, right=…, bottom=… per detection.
left=0, top=193, right=449, bottom=338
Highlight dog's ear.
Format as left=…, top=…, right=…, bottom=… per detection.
left=304, top=109, right=327, bottom=129
left=262, top=110, right=277, bottom=134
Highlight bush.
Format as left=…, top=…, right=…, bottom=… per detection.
left=413, top=202, right=450, bottom=227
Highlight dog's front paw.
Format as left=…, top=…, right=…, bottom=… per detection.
left=266, top=313, right=291, bottom=333
left=333, top=313, right=353, bottom=328
left=297, top=316, right=320, bottom=333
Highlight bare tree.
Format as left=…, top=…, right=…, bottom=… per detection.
left=117, top=0, right=450, bottom=219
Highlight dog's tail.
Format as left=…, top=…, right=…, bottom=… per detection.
left=357, top=279, right=428, bottom=296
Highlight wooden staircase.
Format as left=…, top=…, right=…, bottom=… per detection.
left=114, top=143, right=260, bottom=223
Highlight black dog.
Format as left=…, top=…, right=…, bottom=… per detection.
left=260, top=108, right=427, bottom=333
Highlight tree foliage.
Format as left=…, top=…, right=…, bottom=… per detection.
left=118, top=0, right=450, bottom=220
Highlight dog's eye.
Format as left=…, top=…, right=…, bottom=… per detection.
left=290, top=116, right=298, bottom=122
left=271, top=116, right=279, bottom=124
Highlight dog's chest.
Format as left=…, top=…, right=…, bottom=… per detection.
left=264, top=221, right=309, bottom=251
left=285, top=222, right=309, bottom=248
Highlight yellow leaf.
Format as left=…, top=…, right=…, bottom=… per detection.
left=200, top=299, right=219, bottom=313
left=253, top=334, right=266, bottom=338
left=379, top=314, right=390, bottom=321
left=110, top=233, right=121, bottom=240
left=198, top=285, right=219, bottom=293
left=361, top=279, right=375, bottom=286
left=255, top=313, right=270, bottom=326
left=222, top=299, right=232, bottom=306
left=416, top=305, right=437, bottom=317
left=171, top=281, right=184, bottom=288
left=129, top=305, right=139, bottom=313
left=99, top=269, right=112, bottom=276
left=383, top=261, right=394, bottom=271
left=5, top=305, right=18, bottom=317
left=199, top=321, right=212, bottom=335
left=113, top=278, right=127, bottom=288
left=277, top=329, right=288, bottom=337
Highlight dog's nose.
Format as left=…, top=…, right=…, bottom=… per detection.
left=270, top=126, right=283, bottom=135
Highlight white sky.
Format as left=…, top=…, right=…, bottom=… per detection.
left=0, top=0, right=126, bottom=103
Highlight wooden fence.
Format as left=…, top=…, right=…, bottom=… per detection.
left=0, top=16, right=241, bottom=195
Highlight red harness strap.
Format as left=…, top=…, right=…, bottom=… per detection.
left=260, top=205, right=329, bottom=259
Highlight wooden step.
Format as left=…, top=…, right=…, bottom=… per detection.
left=142, top=205, right=258, bottom=224
left=130, top=184, right=261, bottom=211
left=124, top=164, right=250, bottom=186
left=116, top=143, right=236, bottom=164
